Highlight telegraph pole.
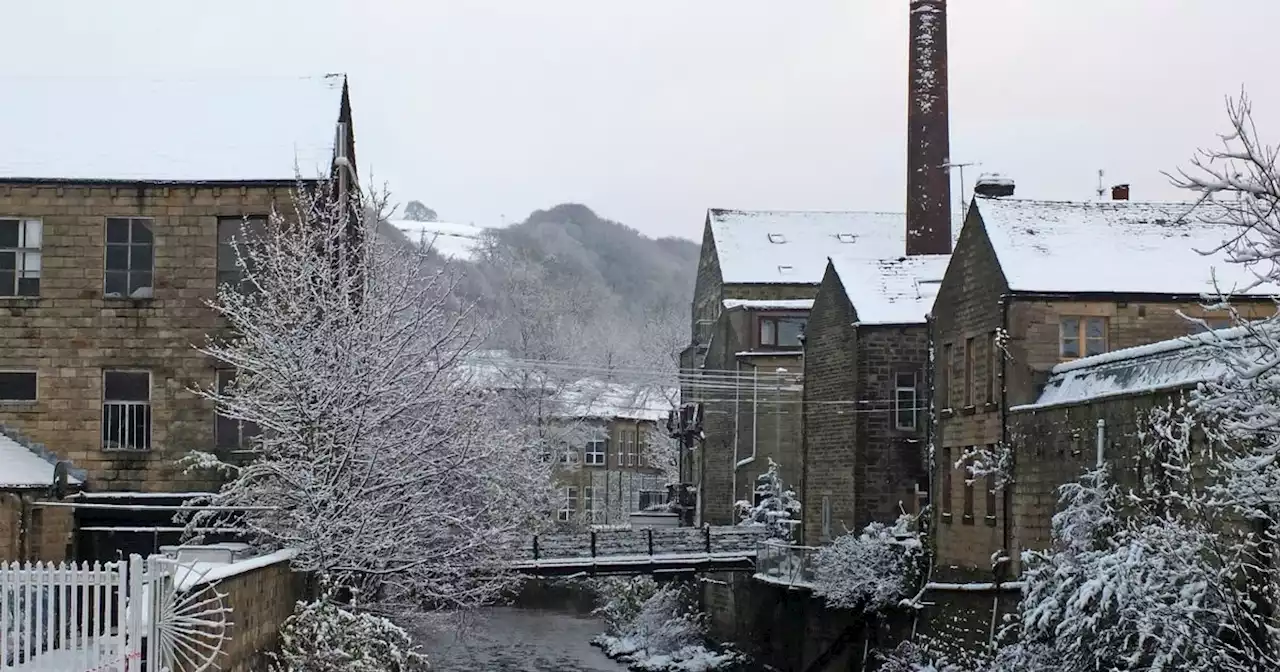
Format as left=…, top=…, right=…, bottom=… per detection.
left=666, top=402, right=703, bottom=526
left=940, top=160, right=980, bottom=219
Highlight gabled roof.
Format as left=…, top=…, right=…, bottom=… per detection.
left=0, top=74, right=346, bottom=183
left=708, top=209, right=908, bottom=285
left=388, top=220, right=487, bottom=261
left=830, top=254, right=950, bottom=325
left=1014, top=324, right=1256, bottom=411
left=0, top=429, right=83, bottom=489
left=975, top=198, right=1280, bottom=296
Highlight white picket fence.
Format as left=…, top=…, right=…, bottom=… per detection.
left=1, top=556, right=169, bottom=672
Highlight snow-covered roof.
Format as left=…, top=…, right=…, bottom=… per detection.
left=559, top=381, right=678, bottom=423
left=0, top=430, right=81, bottom=489
left=722, top=299, right=814, bottom=311
left=975, top=198, right=1280, bottom=296
left=0, top=74, right=345, bottom=182
left=831, top=254, right=950, bottom=325
left=708, top=209, right=909, bottom=285
left=388, top=220, right=487, bottom=261
left=1015, top=324, right=1258, bottom=411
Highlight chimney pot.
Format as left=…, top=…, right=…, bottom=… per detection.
left=1111, top=184, right=1130, bottom=201
left=974, top=173, right=1015, bottom=199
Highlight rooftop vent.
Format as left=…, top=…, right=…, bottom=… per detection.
left=777, top=265, right=794, bottom=275
left=974, top=173, right=1015, bottom=198
left=1111, top=184, right=1130, bottom=201
left=836, top=233, right=857, bottom=243
left=767, top=233, right=787, bottom=244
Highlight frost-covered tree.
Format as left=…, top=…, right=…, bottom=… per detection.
left=812, top=513, right=924, bottom=614
left=182, top=179, right=554, bottom=610
left=403, top=200, right=437, bottom=222
left=735, top=458, right=801, bottom=541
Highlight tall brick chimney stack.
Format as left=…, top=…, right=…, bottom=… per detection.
left=905, top=0, right=953, bottom=256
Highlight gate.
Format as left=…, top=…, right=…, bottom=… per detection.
left=1, top=555, right=229, bottom=671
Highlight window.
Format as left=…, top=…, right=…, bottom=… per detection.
left=583, top=487, right=602, bottom=522
left=758, top=315, right=807, bottom=348
left=985, top=469, right=998, bottom=524
left=103, top=370, right=151, bottom=451
left=558, top=486, right=579, bottom=522
left=616, top=434, right=625, bottom=467
left=986, top=331, right=998, bottom=404
left=559, top=444, right=580, bottom=464
left=1060, top=316, right=1107, bottom=360
left=941, top=343, right=953, bottom=408
left=104, top=217, right=154, bottom=299
left=0, top=219, right=41, bottom=297
left=217, top=216, right=268, bottom=287
left=941, top=447, right=953, bottom=519
left=0, top=371, right=37, bottom=402
left=215, top=370, right=261, bottom=452
left=585, top=439, right=607, bottom=466
left=962, top=453, right=975, bottom=522
left=625, top=430, right=637, bottom=467
left=894, top=371, right=917, bottom=431
left=638, top=431, right=649, bottom=467
left=821, top=496, right=832, bottom=539
left=963, top=337, right=975, bottom=406
left=639, top=490, right=668, bottom=511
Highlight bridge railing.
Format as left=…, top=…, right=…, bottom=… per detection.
left=523, top=526, right=764, bottom=562
left=754, top=539, right=818, bottom=588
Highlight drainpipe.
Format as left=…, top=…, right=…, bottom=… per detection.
left=731, top=360, right=741, bottom=523
left=1096, top=419, right=1106, bottom=468
left=999, top=294, right=1013, bottom=563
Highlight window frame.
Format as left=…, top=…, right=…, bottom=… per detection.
left=558, top=486, right=579, bottom=522
left=941, top=343, right=954, bottom=409
left=585, top=439, right=607, bottom=466
left=986, top=331, right=998, bottom=405
left=820, top=495, right=832, bottom=540
left=1059, top=316, right=1108, bottom=360
left=756, top=312, right=808, bottom=350
left=217, top=215, right=269, bottom=288
left=0, top=218, right=42, bottom=298
left=941, top=447, right=953, bottom=520
left=215, top=369, right=262, bottom=454
left=583, top=486, right=602, bottom=523
left=962, top=451, right=975, bottom=523
left=963, top=337, right=975, bottom=407
left=0, top=370, right=38, bottom=403
left=893, top=370, right=918, bottom=431
left=103, top=216, right=156, bottom=300
left=985, top=467, right=999, bottom=526
left=102, top=369, right=152, bottom=451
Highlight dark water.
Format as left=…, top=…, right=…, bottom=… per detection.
left=415, top=607, right=627, bottom=671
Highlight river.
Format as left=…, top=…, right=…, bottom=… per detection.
left=415, top=607, right=627, bottom=671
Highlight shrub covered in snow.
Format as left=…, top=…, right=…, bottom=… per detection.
left=269, top=598, right=429, bottom=672
left=811, top=513, right=924, bottom=613
left=734, top=458, right=801, bottom=541
left=591, top=577, right=744, bottom=671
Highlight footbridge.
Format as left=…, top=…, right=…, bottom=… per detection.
left=513, top=526, right=766, bottom=577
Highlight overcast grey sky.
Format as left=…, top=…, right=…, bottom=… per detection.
left=11, top=1, right=1278, bottom=240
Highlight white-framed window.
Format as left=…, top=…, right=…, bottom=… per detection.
left=215, top=370, right=262, bottom=453
left=217, top=216, right=268, bottom=287
left=625, top=430, right=637, bottom=467
left=0, top=370, right=37, bottom=402
left=559, top=446, right=580, bottom=464
left=0, top=218, right=41, bottom=297
left=585, top=439, right=607, bottom=466
left=894, top=371, right=918, bottom=431
left=104, top=217, right=154, bottom=299
left=558, top=486, right=579, bottom=522
left=583, top=486, right=603, bottom=523
left=103, top=370, right=151, bottom=451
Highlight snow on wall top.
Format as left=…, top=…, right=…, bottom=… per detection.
left=0, top=74, right=345, bottom=182
left=388, top=220, right=486, bottom=260
left=0, top=429, right=81, bottom=489
left=832, top=254, right=950, bottom=325
left=722, top=299, right=814, bottom=311
left=976, top=198, right=1280, bottom=296
left=1016, top=325, right=1258, bottom=411
left=708, top=209, right=909, bottom=285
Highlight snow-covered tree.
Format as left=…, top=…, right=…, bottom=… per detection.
left=735, top=458, right=801, bottom=541
left=811, top=513, right=924, bottom=614
left=182, top=179, right=554, bottom=610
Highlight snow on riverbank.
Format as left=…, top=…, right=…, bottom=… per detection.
left=593, top=634, right=745, bottom=672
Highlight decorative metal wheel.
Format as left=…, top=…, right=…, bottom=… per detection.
left=153, top=562, right=233, bottom=672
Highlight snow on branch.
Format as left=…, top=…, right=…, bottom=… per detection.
left=811, top=513, right=924, bottom=614
left=181, top=178, right=554, bottom=610
left=734, top=458, right=801, bottom=541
